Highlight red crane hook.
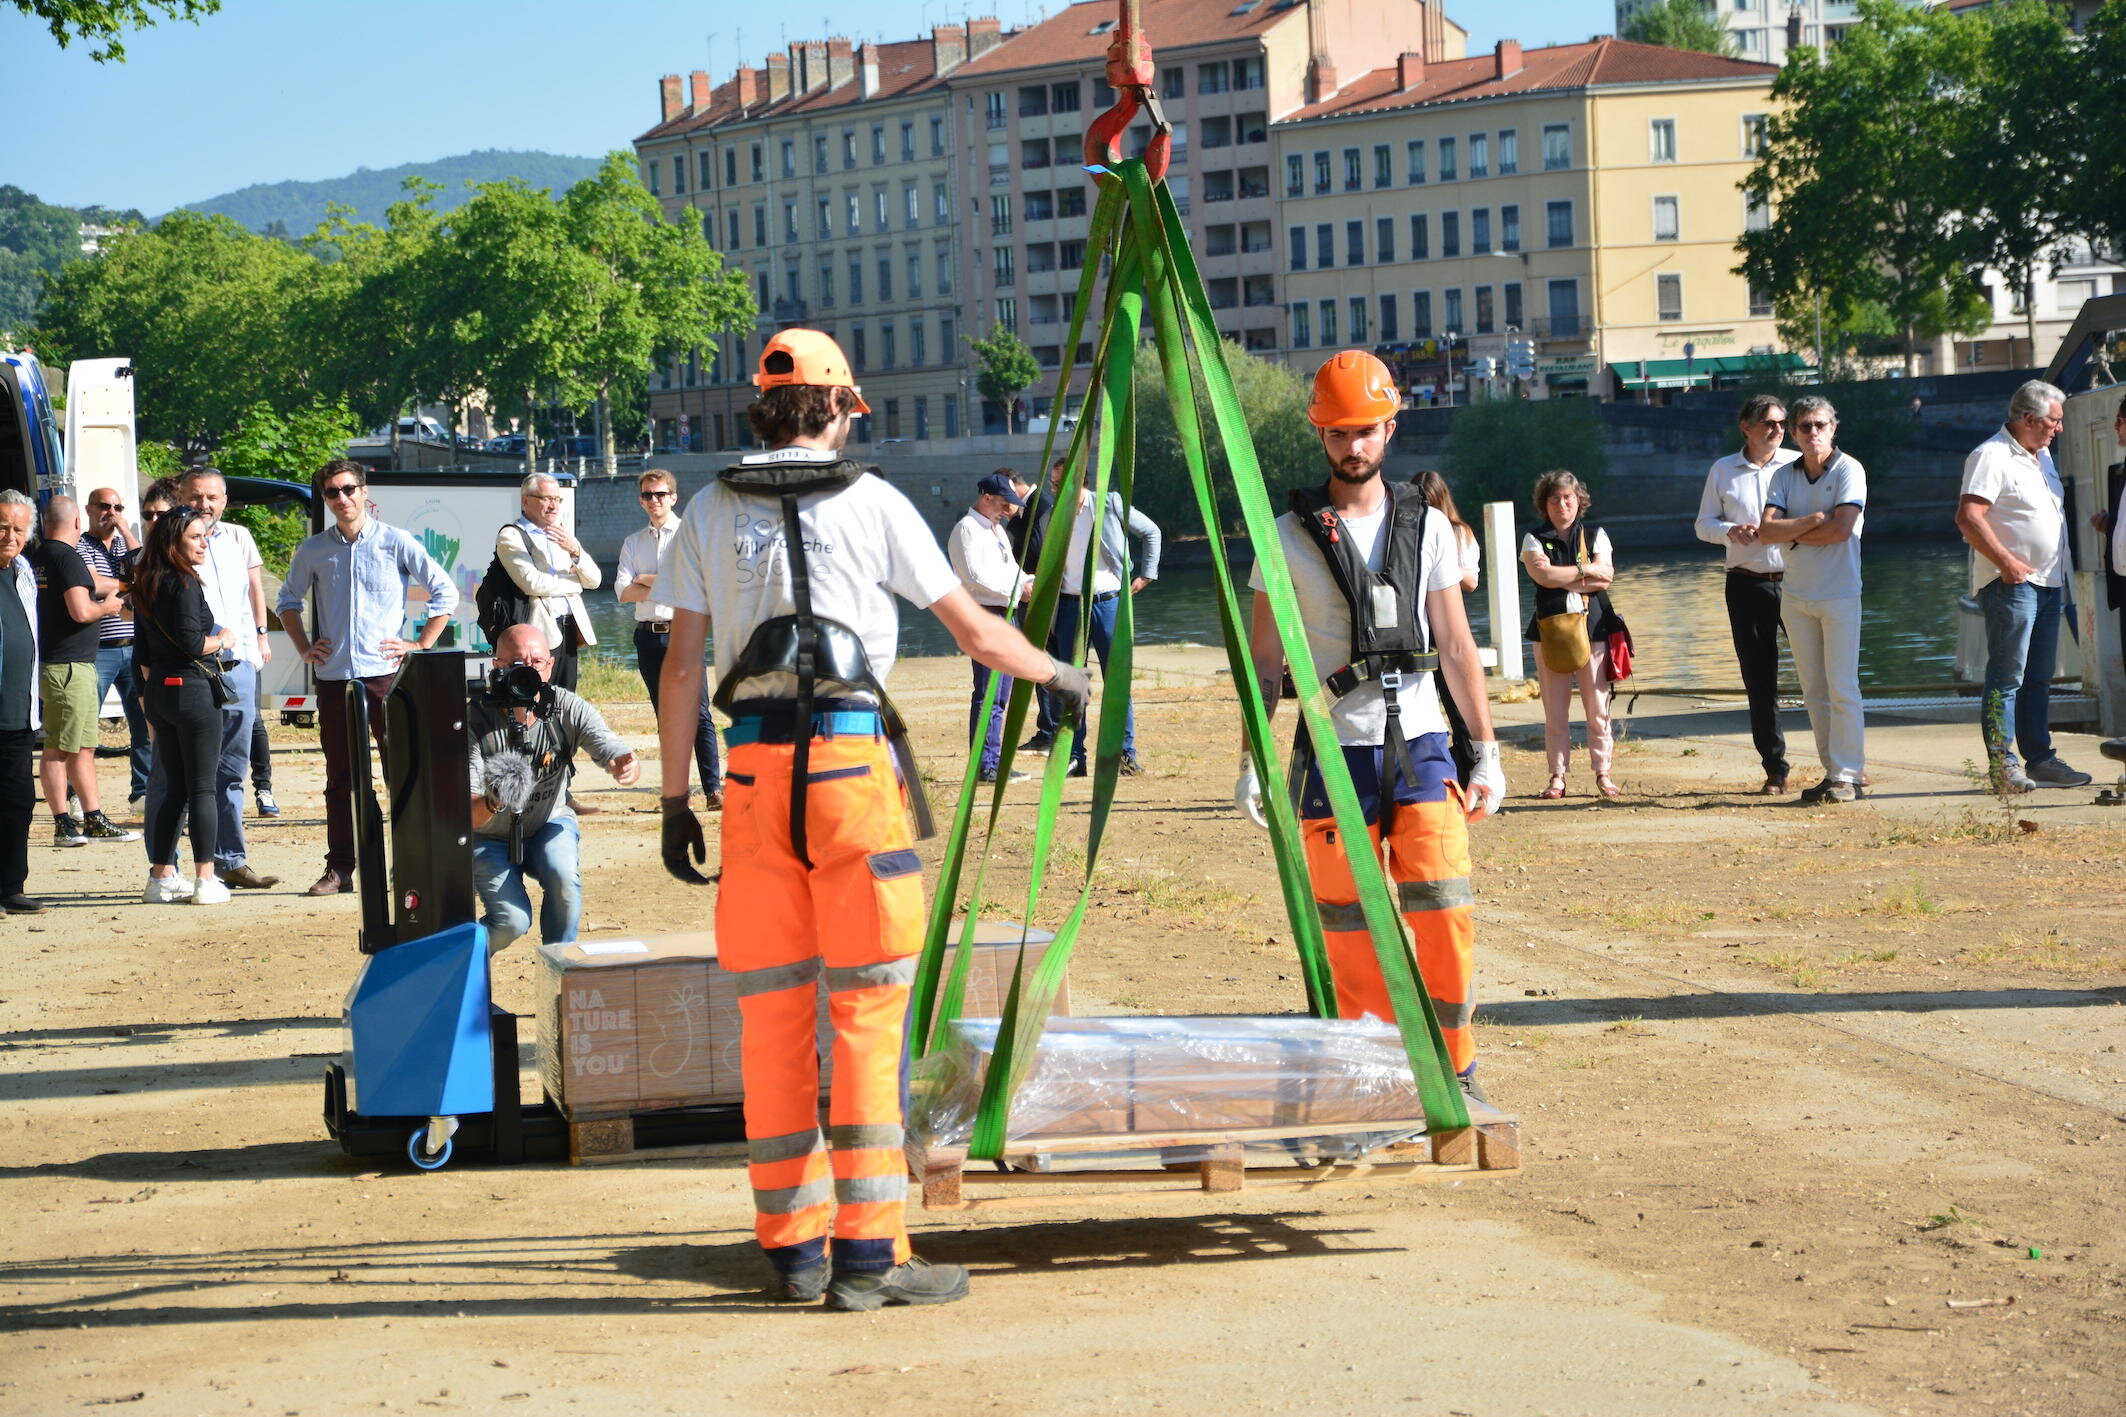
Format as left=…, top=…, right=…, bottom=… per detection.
left=1082, top=0, right=1171, bottom=183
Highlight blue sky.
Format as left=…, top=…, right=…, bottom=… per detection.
left=2, top=0, right=1614, bottom=215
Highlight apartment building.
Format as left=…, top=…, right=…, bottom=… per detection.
left=1274, top=37, right=1782, bottom=399
left=635, top=23, right=1006, bottom=451
left=942, top=0, right=1464, bottom=431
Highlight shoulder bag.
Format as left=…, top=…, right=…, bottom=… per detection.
left=1535, top=526, right=1594, bottom=675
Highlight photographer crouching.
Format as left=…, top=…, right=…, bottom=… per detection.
left=470, top=624, right=640, bottom=953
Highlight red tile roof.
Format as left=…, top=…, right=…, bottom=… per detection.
left=638, top=35, right=974, bottom=142
left=1281, top=37, right=1776, bottom=123
left=952, top=0, right=1294, bottom=79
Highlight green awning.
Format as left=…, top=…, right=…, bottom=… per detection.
left=1613, top=352, right=1813, bottom=390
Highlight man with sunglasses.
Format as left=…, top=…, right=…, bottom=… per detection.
left=276, top=458, right=459, bottom=895
left=1695, top=394, right=1799, bottom=794
left=616, top=468, right=722, bottom=808
left=78, top=487, right=153, bottom=810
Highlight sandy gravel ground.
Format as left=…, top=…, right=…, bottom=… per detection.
left=3, top=646, right=2120, bottom=1416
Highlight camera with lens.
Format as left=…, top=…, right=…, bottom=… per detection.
left=483, top=661, right=556, bottom=719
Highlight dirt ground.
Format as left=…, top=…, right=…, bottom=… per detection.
left=3, top=646, right=2121, bottom=1416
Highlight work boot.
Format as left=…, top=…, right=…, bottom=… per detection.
left=52, top=815, right=89, bottom=848
left=826, top=1257, right=970, bottom=1312
left=81, top=810, right=140, bottom=843
left=2026, top=757, right=2091, bottom=788
left=768, top=1259, right=830, bottom=1304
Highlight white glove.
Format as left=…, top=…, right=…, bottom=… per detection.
left=1235, top=757, right=1268, bottom=830
left=1465, top=741, right=1505, bottom=820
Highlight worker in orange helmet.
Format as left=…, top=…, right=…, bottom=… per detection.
left=654, top=329, right=1090, bottom=1309
left=1237, top=349, right=1506, bottom=1102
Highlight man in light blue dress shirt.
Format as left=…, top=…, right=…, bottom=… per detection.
left=276, top=458, right=459, bottom=895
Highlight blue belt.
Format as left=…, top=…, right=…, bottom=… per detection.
left=724, top=710, right=883, bottom=746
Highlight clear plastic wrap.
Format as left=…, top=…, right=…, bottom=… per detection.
left=909, top=1015, right=1485, bottom=1166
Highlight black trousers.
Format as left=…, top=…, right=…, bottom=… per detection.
left=0, top=726, right=33, bottom=896
left=552, top=615, right=581, bottom=693
left=143, top=678, right=223, bottom=867
left=634, top=623, right=722, bottom=793
left=1725, top=570, right=1789, bottom=780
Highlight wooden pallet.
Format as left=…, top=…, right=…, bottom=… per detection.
left=564, top=1104, right=748, bottom=1165
left=909, top=1113, right=1520, bottom=1211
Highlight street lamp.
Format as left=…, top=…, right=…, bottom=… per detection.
left=1442, top=329, right=1460, bottom=407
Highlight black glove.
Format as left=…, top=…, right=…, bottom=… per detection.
left=1044, top=655, right=1093, bottom=726
left=661, top=793, right=712, bottom=885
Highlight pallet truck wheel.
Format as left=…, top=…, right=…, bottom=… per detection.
left=408, top=1127, right=454, bottom=1170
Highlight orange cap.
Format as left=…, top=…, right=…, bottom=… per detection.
left=1306, top=350, right=1400, bottom=428
left=753, top=328, right=871, bottom=414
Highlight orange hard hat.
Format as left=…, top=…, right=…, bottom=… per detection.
left=1306, top=350, right=1401, bottom=428
left=753, top=328, right=871, bottom=414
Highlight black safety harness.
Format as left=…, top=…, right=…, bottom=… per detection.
left=711, top=455, right=935, bottom=868
left=1288, top=481, right=1472, bottom=820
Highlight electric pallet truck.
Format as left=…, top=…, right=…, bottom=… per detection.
left=322, top=650, right=744, bottom=1169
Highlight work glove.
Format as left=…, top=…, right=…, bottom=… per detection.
left=1465, top=741, right=1505, bottom=821
left=1044, top=656, right=1093, bottom=726
left=1235, top=756, right=1268, bottom=830
left=661, top=793, right=713, bottom=885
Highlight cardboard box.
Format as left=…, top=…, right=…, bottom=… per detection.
left=537, top=922, right=1067, bottom=1120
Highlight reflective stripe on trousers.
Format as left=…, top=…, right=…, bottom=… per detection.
left=1300, top=790, right=1477, bottom=1072
left=717, top=735, right=925, bottom=1272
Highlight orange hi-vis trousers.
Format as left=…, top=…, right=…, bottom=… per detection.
left=715, top=731, right=926, bottom=1275
left=1298, top=731, right=1477, bottom=1074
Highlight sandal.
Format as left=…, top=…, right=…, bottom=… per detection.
left=1540, top=776, right=1566, bottom=800
left=1596, top=775, right=1622, bottom=799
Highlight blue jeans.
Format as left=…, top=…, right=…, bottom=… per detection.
left=1048, top=590, right=1134, bottom=767
left=94, top=644, right=151, bottom=799
left=970, top=604, right=1013, bottom=774
left=1978, top=579, right=2062, bottom=767
left=145, top=659, right=253, bottom=870
left=472, top=817, right=582, bottom=953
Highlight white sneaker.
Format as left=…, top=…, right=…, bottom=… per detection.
left=143, top=873, right=195, bottom=904
left=191, top=877, right=232, bottom=905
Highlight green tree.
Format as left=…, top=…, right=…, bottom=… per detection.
left=2068, top=0, right=2126, bottom=257
left=1736, top=0, right=1990, bottom=376
left=970, top=324, right=1039, bottom=431
left=1130, top=339, right=1317, bottom=533
left=1619, top=0, right=1737, bottom=56
left=1442, top=398, right=1608, bottom=513
left=12, top=0, right=220, bottom=61
left=210, top=397, right=357, bottom=575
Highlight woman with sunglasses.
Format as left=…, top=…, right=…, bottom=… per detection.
left=133, top=507, right=233, bottom=903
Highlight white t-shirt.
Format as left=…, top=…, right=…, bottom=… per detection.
left=1249, top=500, right=1460, bottom=747
left=1765, top=453, right=1867, bottom=601
left=657, top=452, right=963, bottom=703
left=1960, top=427, right=2068, bottom=591
left=1456, top=524, right=1481, bottom=588
left=200, top=521, right=264, bottom=667
left=1520, top=526, right=1613, bottom=615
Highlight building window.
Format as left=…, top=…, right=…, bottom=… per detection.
left=728, top=209, right=740, bottom=248
left=820, top=262, right=835, bottom=308
left=1376, top=216, right=1395, bottom=263
left=1407, top=139, right=1426, bottom=184
left=914, top=395, right=930, bottom=439
left=1018, top=84, right=1048, bottom=117
left=1504, top=281, right=1523, bottom=330
left=904, top=182, right=919, bottom=229
left=984, top=91, right=1006, bottom=129
left=1410, top=213, right=1429, bottom=260
left=1286, top=153, right=1304, bottom=196
left=934, top=181, right=949, bottom=223
left=846, top=191, right=861, bottom=234
left=699, top=150, right=713, bottom=189
left=937, top=240, right=953, bottom=293
left=931, top=114, right=947, bottom=156
left=785, top=268, right=801, bottom=305
left=1501, top=204, right=1520, bottom=252
left=781, top=139, right=795, bottom=178
left=995, top=296, right=1016, bottom=331
left=648, top=160, right=661, bottom=196
left=751, top=142, right=764, bottom=182
left=1379, top=292, right=1398, bottom=342
left=1340, top=147, right=1360, bottom=191
left=1288, top=225, right=1307, bottom=270
left=991, top=194, right=1013, bottom=236
left=1349, top=296, right=1367, bottom=343
left=1060, top=238, right=1086, bottom=269
left=1203, top=115, right=1232, bottom=150
left=1237, top=110, right=1267, bottom=144
left=1235, top=55, right=1264, bottom=90
left=784, top=202, right=798, bottom=243
left=1741, top=113, right=1767, bottom=157
left=1649, top=118, right=1677, bottom=164
left=849, top=256, right=862, bottom=305
left=877, top=252, right=892, bottom=302
left=1653, top=194, right=1679, bottom=242
left=944, top=395, right=960, bottom=438
left=1471, top=208, right=1490, bottom=255
left=1319, top=298, right=1338, bottom=345
left=668, top=155, right=683, bottom=194
left=727, top=148, right=739, bottom=187
left=880, top=325, right=896, bottom=370
left=901, top=120, right=916, bottom=162
left=1289, top=301, right=1311, bottom=349
left=1749, top=284, right=1774, bottom=317
left=1313, top=151, right=1331, bottom=193
left=1657, top=272, right=1683, bottom=321
left=1315, top=222, right=1334, bottom=268
left=1161, top=65, right=1185, bottom=99
left=1346, top=219, right=1364, bottom=266
left=1474, top=284, right=1494, bottom=334
left=994, top=246, right=1015, bottom=286
left=1443, top=287, right=1462, bottom=332
left=753, top=205, right=768, bottom=246
left=1440, top=210, right=1460, bottom=258
left=1498, top=129, right=1518, bottom=176
left=1053, top=79, right=1081, bottom=112
left=1373, top=144, right=1392, bottom=189
left=1057, top=186, right=1087, bottom=217
left=851, top=324, right=866, bottom=369
left=1744, top=193, right=1769, bottom=232
left=1545, top=200, right=1573, bottom=248
left=1468, top=133, right=1488, bottom=179
left=1198, top=60, right=1230, bottom=94
left=940, top=312, right=955, bottom=356
left=874, top=188, right=890, bottom=232
left=817, top=197, right=832, bottom=239
left=1542, top=123, right=1570, bottom=171
left=907, top=248, right=922, bottom=298
left=1413, top=290, right=1432, bottom=338
left=1438, top=136, right=1457, bottom=182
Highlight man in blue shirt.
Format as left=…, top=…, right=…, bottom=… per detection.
left=276, top=458, right=459, bottom=895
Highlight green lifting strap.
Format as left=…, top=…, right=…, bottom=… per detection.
left=909, top=158, right=1470, bottom=1161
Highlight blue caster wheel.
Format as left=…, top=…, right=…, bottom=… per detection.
left=408, top=1126, right=454, bottom=1170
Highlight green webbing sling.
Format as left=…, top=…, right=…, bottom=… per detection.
left=911, top=158, right=1470, bottom=1161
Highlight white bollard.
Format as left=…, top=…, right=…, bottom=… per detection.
left=1483, top=500, right=1521, bottom=680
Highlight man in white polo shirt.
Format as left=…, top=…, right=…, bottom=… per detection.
left=1955, top=379, right=2089, bottom=794
left=615, top=466, right=722, bottom=808
left=947, top=471, right=1032, bottom=783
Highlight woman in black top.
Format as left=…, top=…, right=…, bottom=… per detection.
left=133, top=508, right=234, bottom=905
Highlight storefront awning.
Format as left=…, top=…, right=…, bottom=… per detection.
left=1612, top=352, right=1814, bottom=391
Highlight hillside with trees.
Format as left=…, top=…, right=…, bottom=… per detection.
left=176, top=150, right=604, bottom=233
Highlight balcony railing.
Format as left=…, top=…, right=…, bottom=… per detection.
left=770, top=298, right=809, bottom=323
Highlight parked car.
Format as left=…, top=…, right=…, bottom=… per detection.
left=486, top=434, right=528, bottom=456
left=543, top=434, right=599, bottom=460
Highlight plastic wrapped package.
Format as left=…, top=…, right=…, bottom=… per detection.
left=908, top=1016, right=1488, bottom=1167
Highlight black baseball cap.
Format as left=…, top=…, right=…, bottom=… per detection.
left=977, top=472, right=1026, bottom=507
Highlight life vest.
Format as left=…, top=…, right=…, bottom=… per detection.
left=713, top=454, right=934, bottom=866
left=1286, top=479, right=1474, bottom=800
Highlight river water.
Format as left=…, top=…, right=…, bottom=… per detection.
left=581, top=540, right=1970, bottom=693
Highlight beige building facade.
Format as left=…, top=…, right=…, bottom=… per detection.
left=1273, top=38, right=1784, bottom=399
